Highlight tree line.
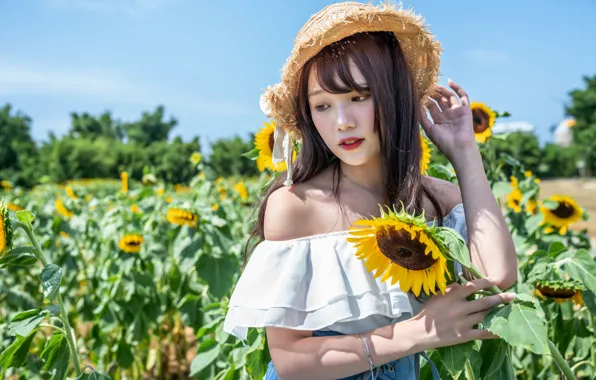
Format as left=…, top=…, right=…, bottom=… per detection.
left=1, top=74, right=595, bottom=188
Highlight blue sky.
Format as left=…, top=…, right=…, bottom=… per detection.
left=1, top=0, right=595, bottom=151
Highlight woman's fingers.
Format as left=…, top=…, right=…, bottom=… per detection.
left=435, top=86, right=460, bottom=108
left=464, top=292, right=516, bottom=315
left=448, top=79, right=469, bottom=106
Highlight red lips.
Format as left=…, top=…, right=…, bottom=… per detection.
left=339, top=137, right=364, bottom=150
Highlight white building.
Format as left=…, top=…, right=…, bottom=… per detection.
left=553, top=118, right=575, bottom=147
left=492, top=121, right=536, bottom=134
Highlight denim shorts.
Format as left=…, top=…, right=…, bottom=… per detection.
left=263, top=330, right=439, bottom=380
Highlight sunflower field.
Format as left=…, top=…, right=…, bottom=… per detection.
left=1, top=104, right=596, bottom=380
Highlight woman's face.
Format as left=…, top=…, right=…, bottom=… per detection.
left=307, top=60, right=380, bottom=167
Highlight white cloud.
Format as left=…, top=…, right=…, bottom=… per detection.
left=0, top=58, right=253, bottom=117
left=464, top=49, right=510, bottom=65
left=45, top=0, right=169, bottom=16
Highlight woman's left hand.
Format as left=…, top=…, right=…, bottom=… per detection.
left=419, top=79, right=477, bottom=161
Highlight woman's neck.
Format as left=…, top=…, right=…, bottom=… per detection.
left=339, top=156, right=385, bottom=199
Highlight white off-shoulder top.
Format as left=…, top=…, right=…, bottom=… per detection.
left=224, top=203, right=469, bottom=341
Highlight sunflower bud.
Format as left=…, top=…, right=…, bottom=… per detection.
left=0, top=200, right=14, bottom=256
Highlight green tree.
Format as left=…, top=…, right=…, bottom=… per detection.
left=69, top=111, right=124, bottom=140
left=0, top=104, right=39, bottom=186
left=538, top=143, right=581, bottom=178
left=208, top=135, right=259, bottom=177
left=566, top=74, right=596, bottom=177
left=491, top=131, right=542, bottom=176
left=124, top=106, right=177, bottom=146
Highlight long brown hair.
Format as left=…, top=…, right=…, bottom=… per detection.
left=245, top=31, right=444, bottom=261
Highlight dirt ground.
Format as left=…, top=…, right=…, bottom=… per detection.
left=536, top=178, right=596, bottom=245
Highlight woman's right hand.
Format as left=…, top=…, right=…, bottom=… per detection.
left=406, top=277, right=516, bottom=351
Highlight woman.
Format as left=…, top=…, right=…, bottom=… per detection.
left=224, top=2, right=518, bottom=379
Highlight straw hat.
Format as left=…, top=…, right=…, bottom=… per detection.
left=260, top=1, right=443, bottom=140
left=260, top=1, right=442, bottom=185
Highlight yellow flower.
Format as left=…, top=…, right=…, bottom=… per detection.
left=347, top=204, right=450, bottom=297
left=540, top=195, right=583, bottom=235
left=420, top=131, right=431, bottom=174
left=119, top=234, right=144, bottom=254
left=216, top=177, right=224, bottom=185
left=7, top=202, right=24, bottom=212
left=254, top=120, right=296, bottom=172
left=131, top=204, right=141, bottom=214
left=166, top=208, right=198, bottom=228
left=234, top=182, right=248, bottom=200
left=470, top=102, right=496, bottom=144
left=0, top=180, right=13, bottom=191
left=60, top=231, right=70, bottom=239
left=534, top=280, right=583, bottom=306
left=524, top=170, right=541, bottom=184
left=157, top=188, right=165, bottom=196
left=507, top=176, right=538, bottom=214
left=190, top=152, right=202, bottom=165
left=121, top=171, right=129, bottom=193
left=199, top=172, right=206, bottom=180
left=165, top=196, right=173, bottom=203
left=55, top=198, right=74, bottom=219
left=212, top=203, right=219, bottom=212
left=1, top=200, right=14, bottom=256
left=65, top=186, right=78, bottom=199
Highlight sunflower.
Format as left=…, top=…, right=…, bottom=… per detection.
left=234, top=182, right=248, bottom=201
left=347, top=205, right=450, bottom=297
left=0, top=180, right=13, bottom=191
left=540, top=195, right=583, bottom=235
left=167, top=208, right=198, bottom=228
left=7, top=202, right=24, bottom=212
left=254, top=121, right=296, bottom=172
left=130, top=204, right=141, bottom=214
left=420, top=131, right=432, bottom=174
left=534, top=280, right=584, bottom=306
left=55, top=198, right=74, bottom=219
left=121, top=171, right=129, bottom=193
left=1, top=200, right=14, bottom=256
left=470, top=102, right=497, bottom=144
left=65, top=186, right=78, bottom=199
left=507, top=176, right=538, bottom=214
left=190, top=152, right=202, bottom=165
left=119, top=234, right=144, bottom=254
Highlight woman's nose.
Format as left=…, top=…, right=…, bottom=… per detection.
left=336, top=106, right=355, bottom=131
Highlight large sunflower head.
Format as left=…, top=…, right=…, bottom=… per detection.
left=540, top=195, right=583, bottom=235
left=470, top=102, right=497, bottom=144
left=420, top=131, right=432, bottom=175
left=166, top=208, right=199, bottom=228
left=119, top=234, right=144, bottom=254
left=347, top=204, right=451, bottom=297
left=534, top=280, right=584, bottom=306
left=254, top=121, right=296, bottom=172
left=0, top=200, right=14, bottom=256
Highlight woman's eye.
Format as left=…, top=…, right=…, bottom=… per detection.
left=352, top=95, right=367, bottom=102
left=315, top=104, right=329, bottom=111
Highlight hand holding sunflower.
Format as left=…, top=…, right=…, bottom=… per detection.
left=419, top=79, right=477, bottom=162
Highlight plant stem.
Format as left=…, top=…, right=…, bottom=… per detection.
left=589, top=312, right=596, bottom=373
left=15, top=220, right=83, bottom=376
left=464, top=359, right=476, bottom=380
left=39, top=323, right=67, bottom=336
left=465, top=265, right=502, bottom=295
left=547, top=339, right=577, bottom=380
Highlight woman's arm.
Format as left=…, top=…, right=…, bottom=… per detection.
left=451, top=146, right=518, bottom=290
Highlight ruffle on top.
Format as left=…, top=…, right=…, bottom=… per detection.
left=224, top=203, right=468, bottom=341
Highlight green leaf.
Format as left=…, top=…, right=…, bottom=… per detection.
left=583, top=290, right=596, bottom=316
left=0, top=246, right=36, bottom=268
left=196, top=316, right=225, bottom=340
left=492, top=181, right=512, bottom=198
left=435, top=228, right=470, bottom=267
left=115, top=340, right=134, bottom=369
left=484, top=350, right=516, bottom=380
left=8, top=308, right=48, bottom=337
left=40, top=264, right=63, bottom=301
left=75, top=371, right=112, bottom=380
left=16, top=210, right=35, bottom=224
left=524, top=214, right=543, bottom=235
left=479, top=339, right=508, bottom=378
left=483, top=294, right=549, bottom=355
left=173, top=233, right=203, bottom=273
left=40, top=332, right=70, bottom=380
left=437, top=341, right=474, bottom=378
left=556, top=249, right=596, bottom=294
left=197, top=254, right=237, bottom=298
left=541, top=199, right=559, bottom=209
left=427, top=165, right=456, bottom=182
left=241, top=148, right=260, bottom=160
left=0, top=329, right=38, bottom=376
left=177, top=294, right=204, bottom=330
left=190, top=339, right=221, bottom=377
left=547, top=241, right=567, bottom=256
left=501, top=154, right=521, bottom=167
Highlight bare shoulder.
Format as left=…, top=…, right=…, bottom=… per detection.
left=422, top=176, right=463, bottom=217
left=263, top=182, right=315, bottom=241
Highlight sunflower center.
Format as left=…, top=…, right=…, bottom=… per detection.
left=552, top=202, right=575, bottom=219
left=472, top=108, right=489, bottom=133
left=268, top=132, right=275, bottom=152
left=375, top=227, right=437, bottom=270
left=538, top=285, right=575, bottom=299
